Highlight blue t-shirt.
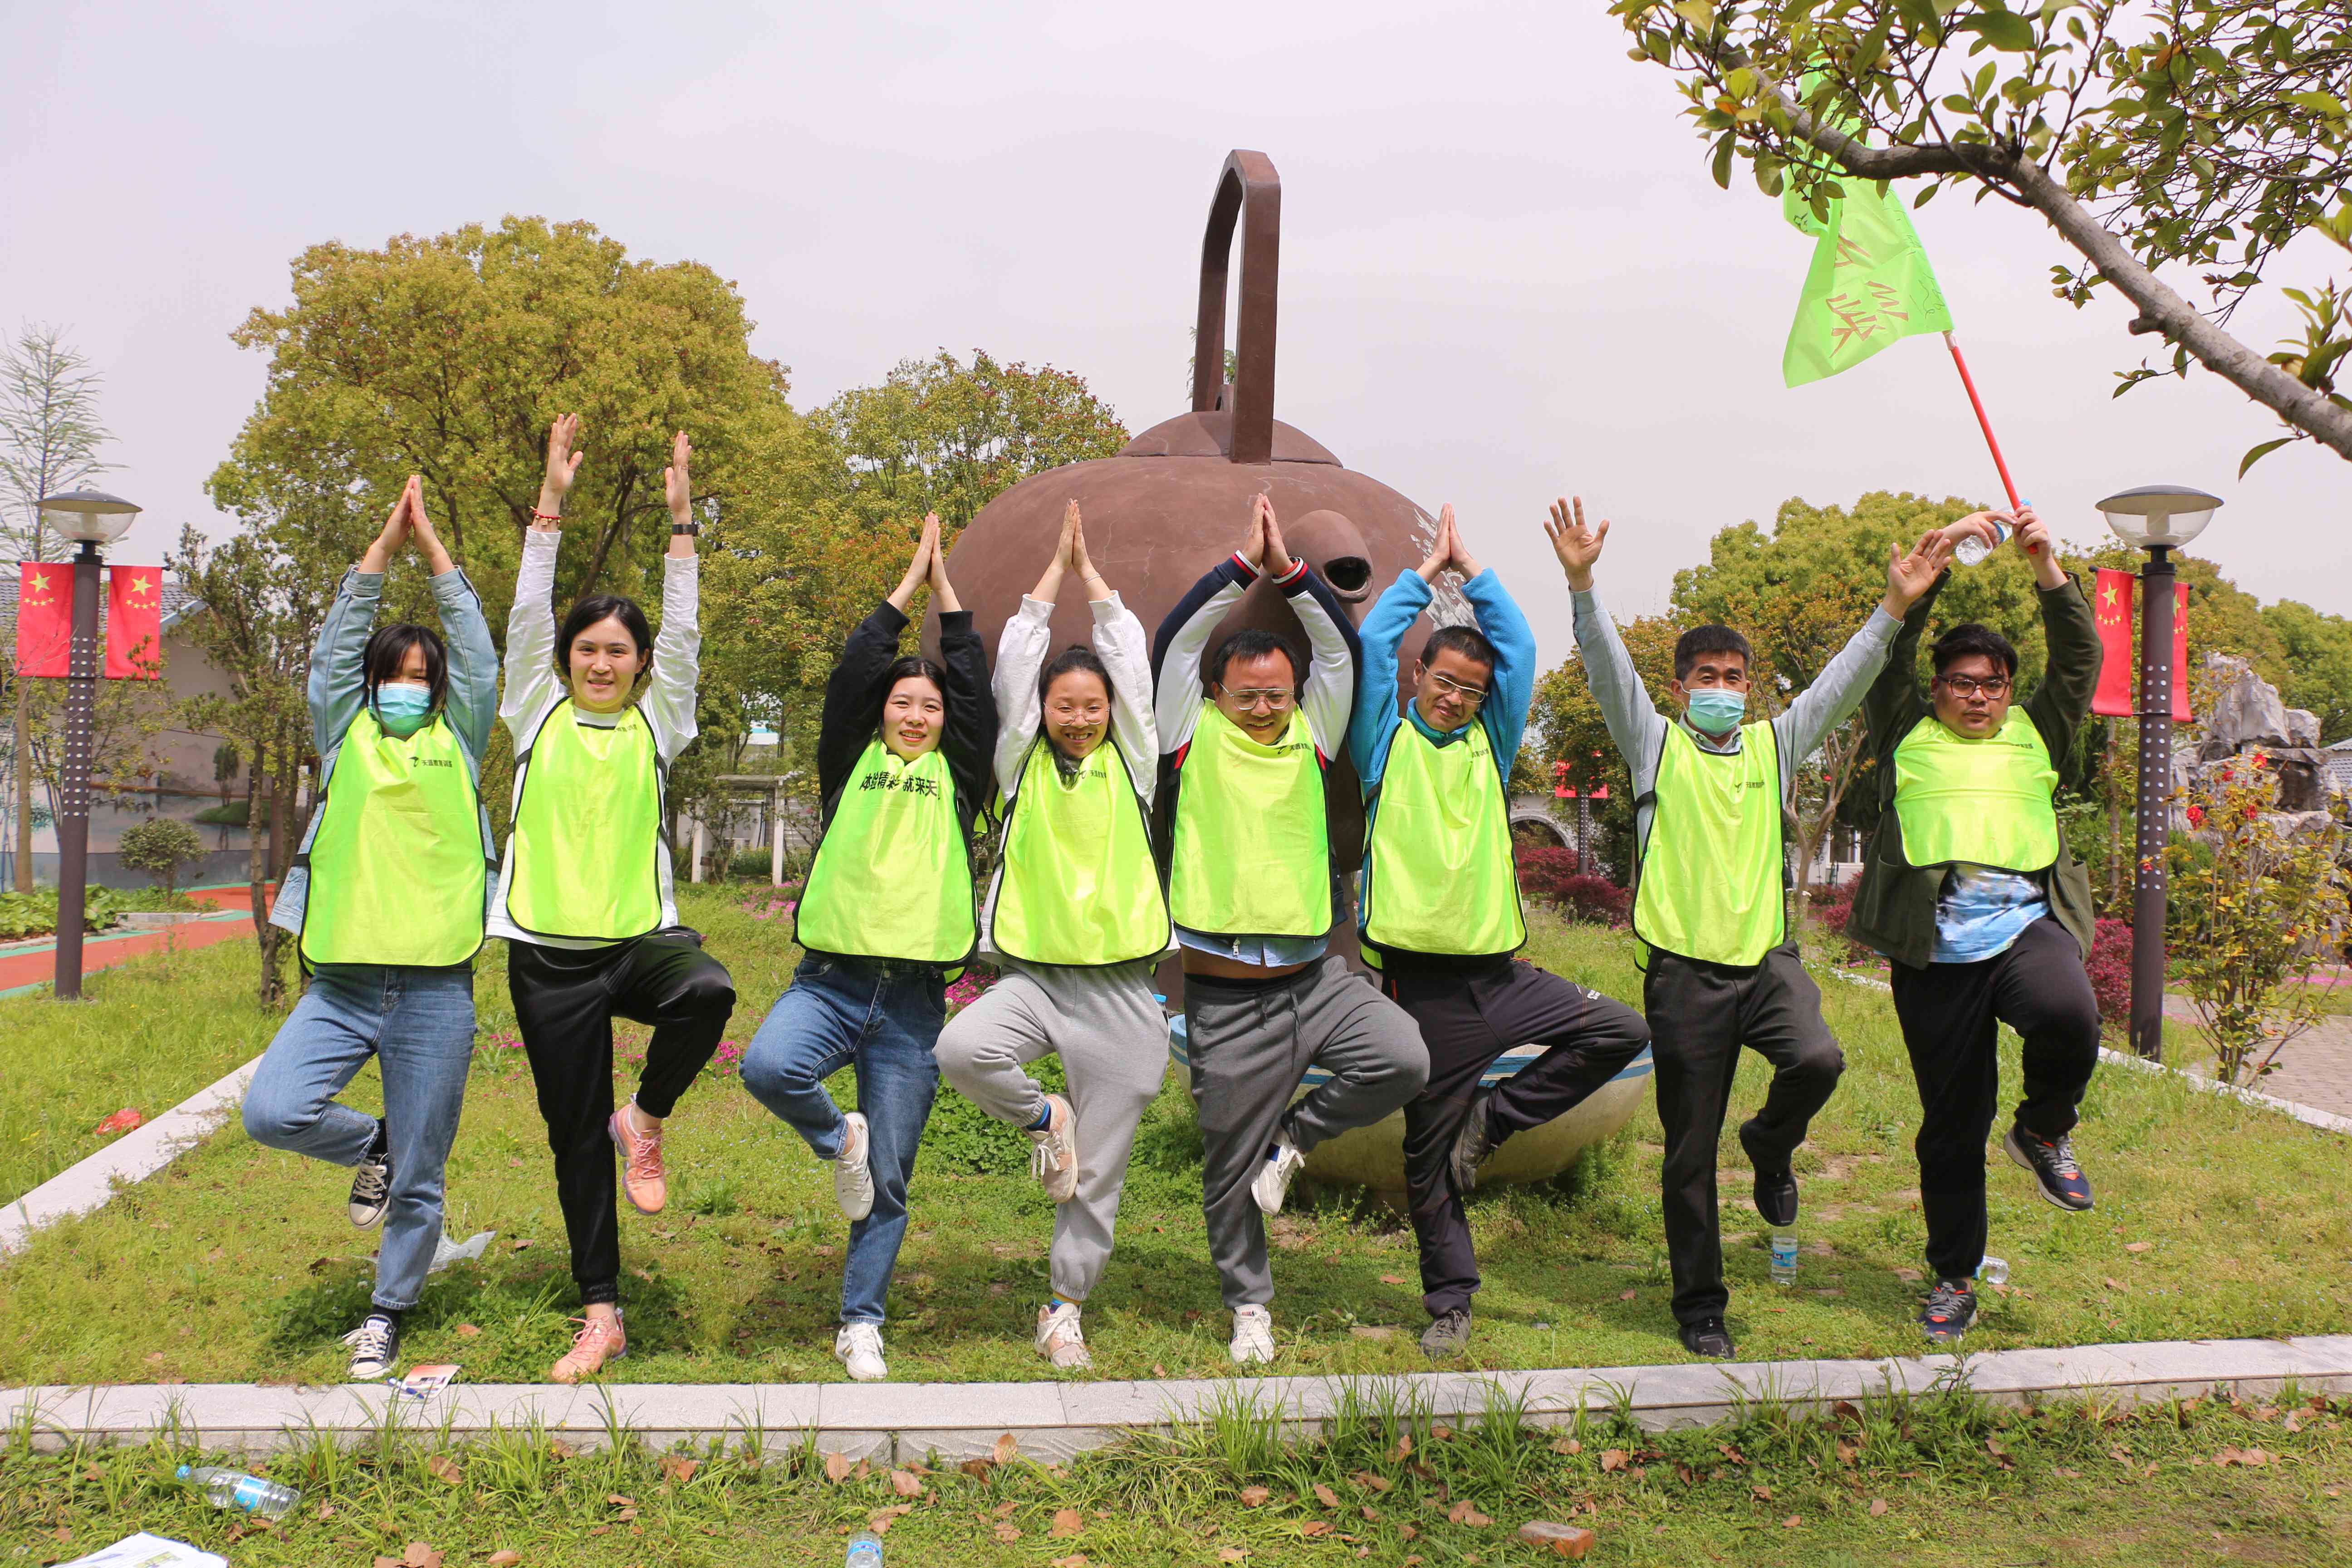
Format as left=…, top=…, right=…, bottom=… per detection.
left=1929, top=864, right=2048, bottom=964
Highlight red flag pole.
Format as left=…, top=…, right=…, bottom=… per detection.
left=1942, top=330, right=2044, bottom=555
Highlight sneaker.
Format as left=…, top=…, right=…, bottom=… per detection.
left=1919, top=1278, right=1977, bottom=1344
left=835, top=1321, right=888, bottom=1382
left=609, top=1102, right=667, bottom=1215
left=1250, top=1135, right=1306, bottom=1216
left=550, top=1310, right=627, bottom=1384
left=1420, top=1307, right=1473, bottom=1361
left=1028, top=1093, right=1081, bottom=1205
left=1449, top=1093, right=1497, bottom=1193
left=1739, top=1124, right=1798, bottom=1227
left=1229, top=1304, right=1276, bottom=1366
left=1035, top=1301, right=1092, bottom=1370
left=1678, top=1318, right=1735, bottom=1360
left=833, top=1112, right=875, bottom=1222
left=2004, top=1124, right=2094, bottom=1212
left=348, top=1122, right=392, bottom=1229
left=341, top=1311, right=401, bottom=1380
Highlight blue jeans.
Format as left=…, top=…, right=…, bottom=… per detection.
left=740, top=955, right=944, bottom=1326
left=242, top=964, right=476, bottom=1312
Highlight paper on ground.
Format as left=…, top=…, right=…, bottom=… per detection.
left=58, top=1533, right=227, bottom=1568
left=428, top=1229, right=494, bottom=1273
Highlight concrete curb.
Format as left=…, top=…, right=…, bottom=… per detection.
left=5, top=1336, right=2348, bottom=1463
left=0, top=1053, right=263, bottom=1258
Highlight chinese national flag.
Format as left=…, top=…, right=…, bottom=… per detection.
left=2091, top=568, right=2135, bottom=718
left=15, top=562, right=69, bottom=677
left=105, top=565, right=163, bottom=680
left=2170, top=581, right=2191, bottom=722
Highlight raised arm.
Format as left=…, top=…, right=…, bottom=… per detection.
left=819, top=523, right=937, bottom=803
left=1151, top=553, right=1254, bottom=756
left=311, top=485, right=407, bottom=755
left=405, top=482, right=496, bottom=761
left=1350, top=569, right=1428, bottom=780
left=1775, top=527, right=1953, bottom=767
left=1549, top=495, right=1666, bottom=768
left=501, top=414, right=583, bottom=739
left=641, top=431, right=702, bottom=760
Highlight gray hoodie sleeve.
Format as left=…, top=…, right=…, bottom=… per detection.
left=1569, top=587, right=1669, bottom=801
left=1768, top=608, right=1900, bottom=800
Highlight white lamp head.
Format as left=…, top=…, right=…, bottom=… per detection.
left=37, top=490, right=141, bottom=547
left=2096, top=484, right=2222, bottom=550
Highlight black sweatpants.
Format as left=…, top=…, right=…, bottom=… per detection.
left=1645, top=943, right=1845, bottom=1328
left=1888, top=916, right=2101, bottom=1282
left=1384, top=956, right=1651, bottom=1319
left=509, top=928, right=737, bottom=1305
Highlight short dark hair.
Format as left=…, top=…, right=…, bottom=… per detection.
left=1039, top=645, right=1112, bottom=706
left=361, top=624, right=448, bottom=715
left=1420, top=624, right=1499, bottom=673
left=554, top=594, right=654, bottom=680
left=1674, top=625, right=1753, bottom=681
left=1931, top=622, right=2019, bottom=679
left=1208, top=628, right=1305, bottom=688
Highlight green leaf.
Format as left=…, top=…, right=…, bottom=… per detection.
left=1711, top=132, right=1735, bottom=189
left=2239, top=437, right=2294, bottom=476
left=1959, top=9, right=2038, bottom=51
left=2288, top=90, right=2347, bottom=118
left=1894, top=0, right=1943, bottom=43
left=1671, top=0, right=1715, bottom=28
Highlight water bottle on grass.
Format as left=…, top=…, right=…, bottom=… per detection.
left=845, top=1529, right=886, bottom=1568
left=176, top=1464, right=300, bottom=1518
left=1769, top=1232, right=1798, bottom=1286
left=1978, top=1256, right=2009, bottom=1288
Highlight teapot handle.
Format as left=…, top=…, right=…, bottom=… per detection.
left=1190, top=150, right=1280, bottom=465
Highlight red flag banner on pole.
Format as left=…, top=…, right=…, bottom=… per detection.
left=104, top=565, right=164, bottom=680
left=2091, top=568, right=2136, bottom=718
left=15, top=562, right=70, bottom=677
left=2171, top=581, right=2191, bottom=722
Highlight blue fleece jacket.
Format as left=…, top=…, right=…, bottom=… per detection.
left=1347, top=568, right=1536, bottom=791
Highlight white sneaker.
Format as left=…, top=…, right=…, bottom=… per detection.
left=348, top=1126, right=392, bottom=1229
left=835, top=1321, right=888, bottom=1382
left=341, top=1312, right=400, bottom=1380
left=1229, top=1304, right=1276, bottom=1366
left=833, top=1112, right=874, bottom=1222
left=1028, top=1093, right=1080, bottom=1204
left=1034, top=1300, right=1092, bottom=1370
left=1250, top=1135, right=1306, bottom=1215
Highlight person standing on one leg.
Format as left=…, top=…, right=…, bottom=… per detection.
left=1154, top=493, right=1428, bottom=1367
left=243, top=478, right=498, bottom=1382
left=498, top=417, right=738, bottom=1383
left=740, top=515, right=997, bottom=1384
left=1848, top=505, right=2103, bottom=1344
left=1551, top=495, right=1952, bottom=1360
left=1352, top=504, right=1650, bottom=1361
left=935, top=500, right=1173, bottom=1371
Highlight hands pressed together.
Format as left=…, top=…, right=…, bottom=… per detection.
left=363, top=475, right=454, bottom=577
left=1031, top=500, right=1112, bottom=604
left=1239, top=492, right=1294, bottom=578
left=1415, top=503, right=1484, bottom=584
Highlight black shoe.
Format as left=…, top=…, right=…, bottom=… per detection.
left=348, top=1121, right=392, bottom=1229
left=1918, top=1279, right=1977, bottom=1344
left=1449, top=1093, right=1498, bottom=1192
left=342, top=1310, right=402, bottom=1380
left=1739, top=1125, right=1798, bottom=1226
left=1678, top=1318, right=1735, bottom=1360
left=2004, top=1124, right=2093, bottom=1212
left=1421, top=1307, right=1473, bottom=1361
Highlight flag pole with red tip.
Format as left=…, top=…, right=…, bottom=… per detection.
left=1942, top=330, right=2041, bottom=553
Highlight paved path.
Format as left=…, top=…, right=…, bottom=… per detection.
left=2162, top=993, right=2352, bottom=1121
left=0, top=884, right=270, bottom=998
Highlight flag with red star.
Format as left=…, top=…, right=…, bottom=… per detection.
left=105, top=564, right=162, bottom=680
left=2092, top=568, right=2134, bottom=718
left=15, top=563, right=69, bottom=677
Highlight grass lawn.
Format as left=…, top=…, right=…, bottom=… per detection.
left=1, top=889, right=2348, bottom=1387
left=4, top=1382, right=2349, bottom=1564
left=0, top=928, right=283, bottom=1207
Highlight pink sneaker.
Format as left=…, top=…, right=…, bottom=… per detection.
left=550, top=1312, right=627, bottom=1383
left=609, top=1104, right=667, bottom=1215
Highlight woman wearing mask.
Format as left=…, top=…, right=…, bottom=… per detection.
left=243, top=477, right=499, bottom=1382
left=499, top=415, right=737, bottom=1384
left=934, top=501, right=1171, bottom=1371
left=740, top=514, right=996, bottom=1383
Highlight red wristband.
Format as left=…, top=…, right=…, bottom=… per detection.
left=531, top=509, right=562, bottom=523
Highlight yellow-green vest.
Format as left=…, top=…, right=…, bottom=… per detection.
left=796, top=739, right=977, bottom=964
left=1632, top=720, right=1785, bottom=967
left=299, top=710, right=490, bottom=967
left=1892, top=708, right=2060, bottom=873
left=505, top=701, right=666, bottom=942
left=990, top=736, right=1170, bottom=966
left=1168, top=704, right=1330, bottom=938
left=1362, top=718, right=1524, bottom=964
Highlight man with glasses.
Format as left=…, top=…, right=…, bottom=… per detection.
left=1350, top=505, right=1651, bottom=1360
left=1549, top=495, right=1954, bottom=1360
left=1847, top=505, right=2103, bottom=1345
left=1152, top=493, right=1427, bottom=1365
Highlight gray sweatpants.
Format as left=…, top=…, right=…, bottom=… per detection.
left=1186, top=953, right=1429, bottom=1309
left=934, top=958, right=1170, bottom=1303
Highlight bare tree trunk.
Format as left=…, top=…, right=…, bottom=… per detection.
left=243, top=761, right=278, bottom=1006
left=10, top=676, right=28, bottom=893
left=581, top=471, right=639, bottom=597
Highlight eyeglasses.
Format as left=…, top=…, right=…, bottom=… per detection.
left=1220, top=688, right=1296, bottom=713
left=1427, top=671, right=1489, bottom=705
left=1937, top=675, right=2011, bottom=700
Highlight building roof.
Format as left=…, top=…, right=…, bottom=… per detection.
left=0, top=569, right=204, bottom=638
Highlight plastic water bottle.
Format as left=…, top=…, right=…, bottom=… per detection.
left=1978, top=1256, right=2009, bottom=1288
left=1769, top=1232, right=1799, bottom=1286
left=176, top=1464, right=301, bottom=1519
left=845, top=1529, right=886, bottom=1568
left=1953, top=519, right=2010, bottom=567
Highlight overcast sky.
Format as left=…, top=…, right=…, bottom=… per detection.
left=6, top=0, right=2346, bottom=667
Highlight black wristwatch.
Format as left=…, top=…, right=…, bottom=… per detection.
left=671, top=521, right=700, bottom=536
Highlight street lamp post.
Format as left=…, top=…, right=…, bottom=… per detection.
left=36, top=490, right=141, bottom=1001
left=2096, top=484, right=2222, bottom=1063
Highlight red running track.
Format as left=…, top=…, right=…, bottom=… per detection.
left=0, top=884, right=275, bottom=995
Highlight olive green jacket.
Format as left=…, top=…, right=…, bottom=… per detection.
left=1847, top=573, right=2101, bottom=971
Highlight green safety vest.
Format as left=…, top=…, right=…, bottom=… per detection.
left=1168, top=704, right=1331, bottom=938
left=1632, top=720, right=1785, bottom=967
left=1892, top=708, right=2060, bottom=873
left=796, top=739, right=977, bottom=963
left=505, top=701, right=666, bottom=942
left=990, top=736, right=1170, bottom=966
left=299, top=711, right=490, bottom=968
left=1362, top=718, right=1524, bottom=963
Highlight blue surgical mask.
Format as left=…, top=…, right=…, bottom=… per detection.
left=374, top=683, right=434, bottom=738
left=1685, top=687, right=1747, bottom=737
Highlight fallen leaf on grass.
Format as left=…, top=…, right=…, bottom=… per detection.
left=1349, top=1325, right=1394, bottom=1340
left=867, top=1505, right=912, bottom=1534
left=94, top=1107, right=144, bottom=1135
left=486, top=1554, right=522, bottom=1567
left=1050, top=1556, right=1090, bottom=1568
left=1617, top=1289, right=1636, bottom=1301
left=1380, top=1274, right=1408, bottom=1284
left=510, top=1239, right=531, bottom=1251
left=1051, top=1508, right=1084, bottom=1537
left=1892, top=1267, right=1922, bottom=1283
left=454, top=1323, right=481, bottom=1338
left=1551, top=1438, right=1582, bottom=1455
left=662, top=1455, right=699, bottom=1485
left=995, top=1522, right=1023, bottom=1543
left=1719, top=1443, right=1746, bottom=1463
left=1361, top=1505, right=1382, bottom=1522
left=1836, top=1440, right=1859, bottom=1466
left=823, top=1452, right=854, bottom=1483
left=402, top=1544, right=443, bottom=1568
left=1301, top=1521, right=1334, bottom=1538
left=2103, top=1277, right=2125, bottom=1290
left=1241, top=1485, right=1271, bottom=1507
left=2215, top=1447, right=2272, bottom=1467
left=1354, top=1470, right=1392, bottom=1492
left=992, top=1432, right=1020, bottom=1464
left=1751, top=1484, right=1773, bottom=1501
left=1868, top=1498, right=1888, bottom=1517
left=1152, top=1363, right=1167, bottom=1377
left=1216, top=1550, right=1249, bottom=1563
left=1399, top=1522, right=1420, bottom=1540
left=1390, top=1436, right=1414, bottom=1462
left=424, top=1454, right=462, bottom=1485
left=994, top=1501, right=1019, bottom=1519
left=1447, top=1500, right=1493, bottom=1527
left=889, top=1468, right=922, bottom=1498
left=1600, top=1450, right=1629, bottom=1472
left=1314, top=1483, right=1341, bottom=1508
left=1783, top=1515, right=1803, bottom=1529
left=2125, top=1241, right=2151, bottom=1253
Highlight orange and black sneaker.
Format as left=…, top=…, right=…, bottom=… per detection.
left=2004, top=1125, right=2094, bottom=1212
left=1919, top=1279, right=1977, bottom=1344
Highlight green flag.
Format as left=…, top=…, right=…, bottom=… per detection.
left=1781, top=177, right=1954, bottom=387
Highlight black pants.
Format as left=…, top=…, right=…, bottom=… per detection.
left=1888, top=916, right=2101, bottom=1282
left=509, top=929, right=736, bottom=1305
left=1645, top=943, right=1844, bottom=1327
left=1385, top=957, right=1651, bottom=1318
